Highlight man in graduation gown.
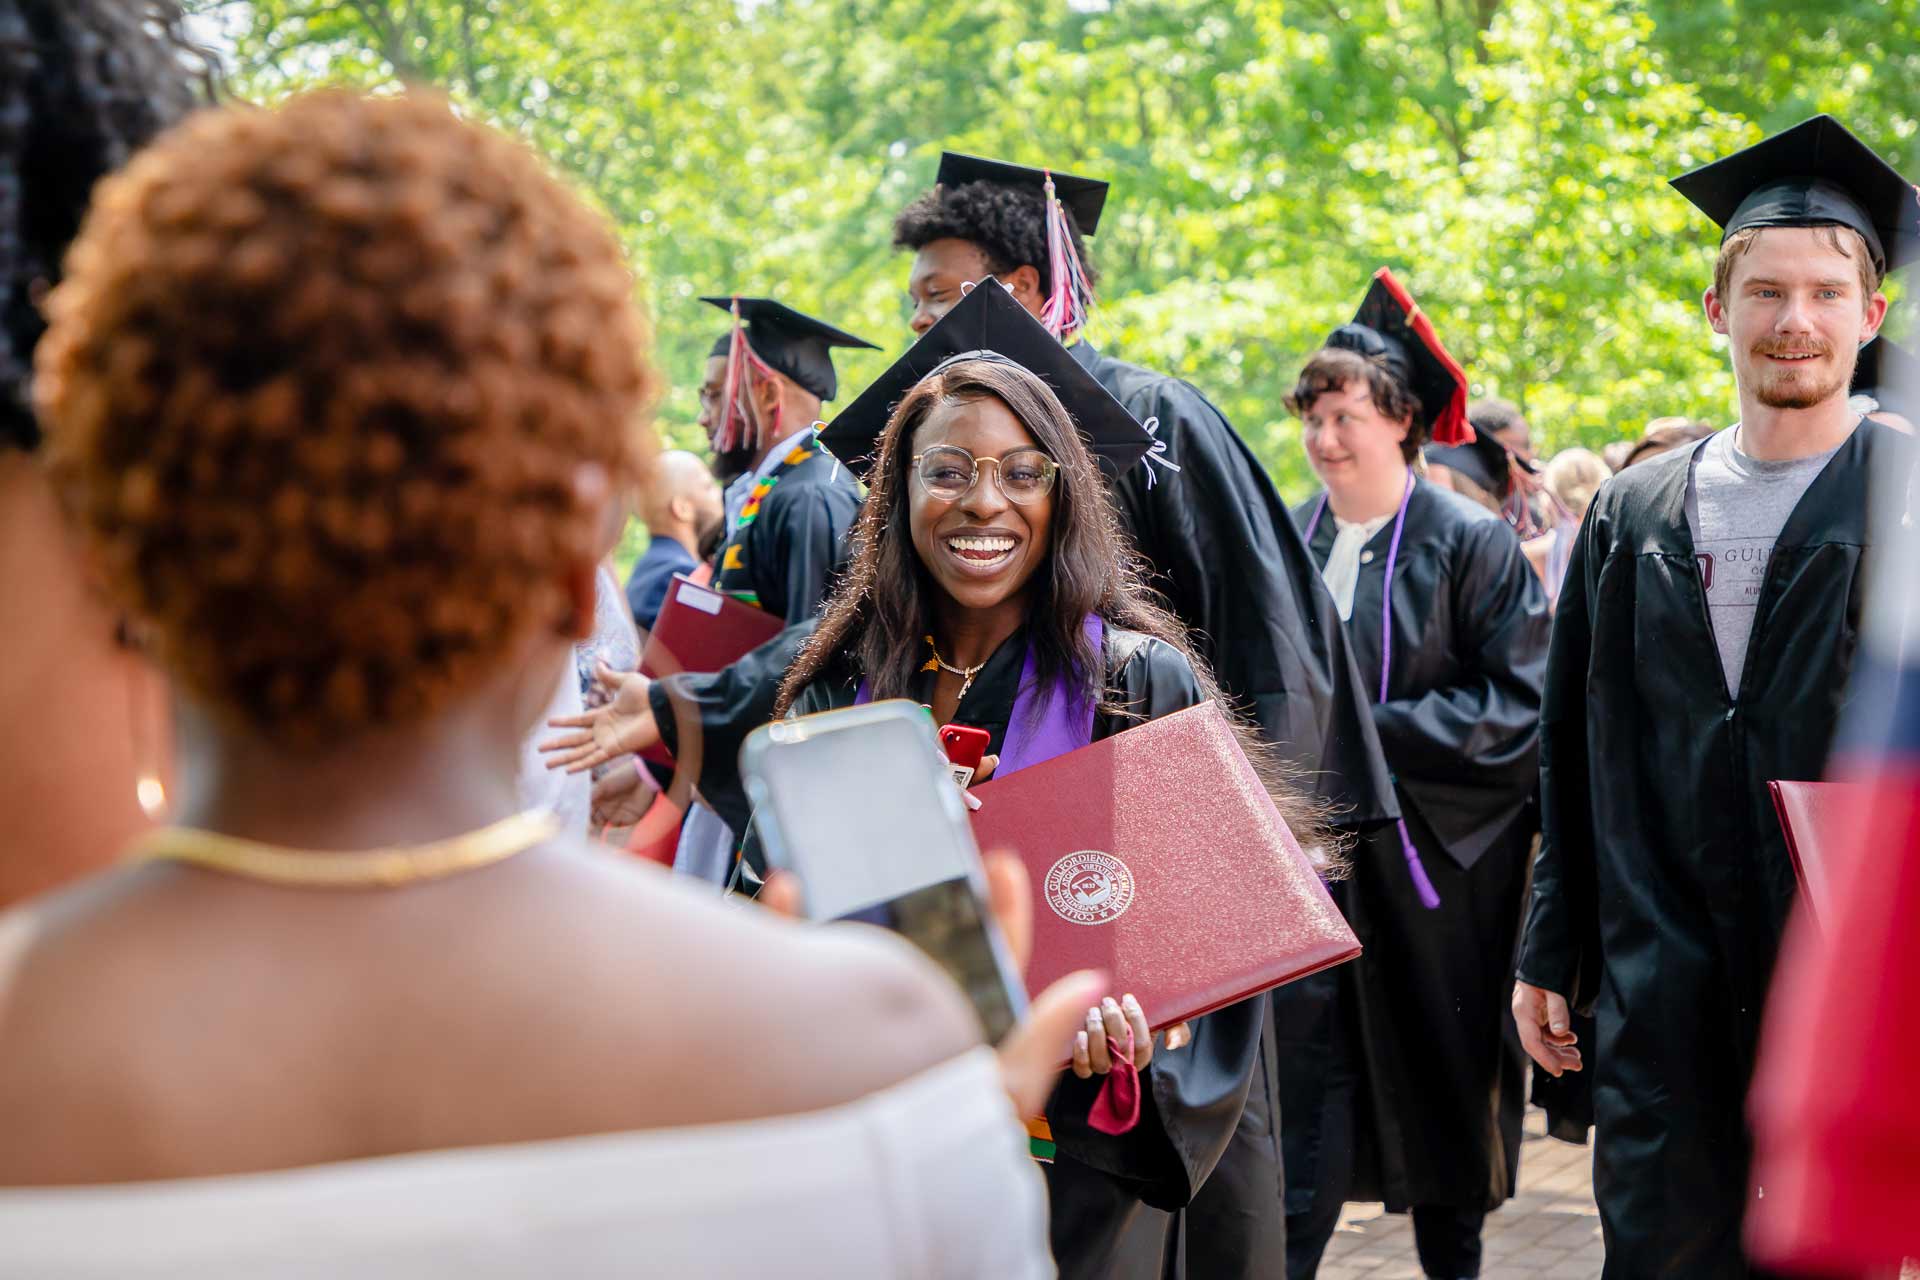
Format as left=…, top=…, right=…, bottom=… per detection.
left=890, top=154, right=1397, bottom=1279
left=669, top=297, right=874, bottom=885
left=1513, top=115, right=1920, bottom=1279
left=1280, top=270, right=1550, bottom=1280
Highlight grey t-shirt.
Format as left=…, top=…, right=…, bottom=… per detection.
left=1685, top=426, right=1843, bottom=694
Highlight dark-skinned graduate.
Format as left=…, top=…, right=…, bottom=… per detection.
left=892, top=152, right=1403, bottom=1279
left=668, top=297, right=875, bottom=886
left=1278, top=269, right=1550, bottom=1280
left=785, top=279, right=1325, bottom=1280
left=1513, top=115, right=1919, bottom=1280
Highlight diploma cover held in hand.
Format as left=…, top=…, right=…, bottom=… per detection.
left=969, top=701, right=1361, bottom=1030
left=1767, top=779, right=1870, bottom=927
left=640, top=574, right=786, bottom=679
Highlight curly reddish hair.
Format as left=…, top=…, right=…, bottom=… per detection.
left=35, top=90, right=657, bottom=744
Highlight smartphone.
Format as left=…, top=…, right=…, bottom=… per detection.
left=937, top=723, right=992, bottom=788
left=740, top=700, right=1027, bottom=1043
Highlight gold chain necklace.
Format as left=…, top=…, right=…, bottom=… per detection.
left=126, top=810, right=561, bottom=890
left=923, top=634, right=986, bottom=703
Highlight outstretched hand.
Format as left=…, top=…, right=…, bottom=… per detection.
left=540, top=663, right=658, bottom=773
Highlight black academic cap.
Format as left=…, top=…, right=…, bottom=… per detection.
left=701, top=296, right=878, bottom=402
left=1324, top=268, right=1471, bottom=446
left=1423, top=432, right=1532, bottom=501
left=1669, top=115, right=1920, bottom=274
left=817, top=280, right=1150, bottom=480
left=936, top=152, right=1110, bottom=237
left=1852, top=336, right=1919, bottom=421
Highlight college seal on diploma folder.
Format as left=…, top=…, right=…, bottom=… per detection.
left=1044, top=851, right=1136, bottom=925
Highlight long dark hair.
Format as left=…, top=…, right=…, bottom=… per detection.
left=776, top=357, right=1335, bottom=855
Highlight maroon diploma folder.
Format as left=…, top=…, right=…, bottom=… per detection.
left=639, top=574, right=786, bottom=679
left=969, top=700, right=1361, bottom=1031
left=1768, top=779, right=1869, bottom=927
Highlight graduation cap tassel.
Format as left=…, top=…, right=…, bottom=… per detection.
left=1038, top=172, right=1095, bottom=343
left=718, top=299, right=749, bottom=457
left=718, top=298, right=787, bottom=456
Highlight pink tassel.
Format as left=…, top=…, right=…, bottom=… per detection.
left=717, top=299, right=782, bottom=455
left=1037, top=172, right=1095, bottom=343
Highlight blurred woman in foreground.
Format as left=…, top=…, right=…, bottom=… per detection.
left=0, top=90, right=1072, bottom=1276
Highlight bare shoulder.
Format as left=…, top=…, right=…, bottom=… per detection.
left=463, top=841, right=989, bottom=1120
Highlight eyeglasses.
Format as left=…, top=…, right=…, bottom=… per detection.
left=911, top=445, right=1058, bottom=505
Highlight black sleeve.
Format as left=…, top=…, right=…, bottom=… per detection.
left=1372, top=518, right=1550, bottom=783
left=649, top=619, right=818, bottom=835
left=751, top=482, right=859, bottom=625
left=1111, top=380, right=1399, bottom=829
left=1045, top=635, right=1261, bottom=1211
left=1516, top=503, right=1604, bottom=1011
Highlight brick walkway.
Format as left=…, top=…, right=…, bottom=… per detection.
left=1316, top=1108, right=1603, bottom=1279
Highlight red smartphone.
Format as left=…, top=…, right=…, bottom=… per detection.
left=937, top=723, right=992, bottom=788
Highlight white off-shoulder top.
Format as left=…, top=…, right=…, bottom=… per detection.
left=0, top=1046, right=1052, bottom=1279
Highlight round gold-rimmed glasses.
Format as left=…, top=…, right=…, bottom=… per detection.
left=911, top=445, right=1058, bottom=505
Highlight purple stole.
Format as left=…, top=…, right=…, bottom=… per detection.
left=854, top=615, right=1105, bottom=774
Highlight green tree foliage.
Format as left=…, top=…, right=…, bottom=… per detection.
left=191, top=0, right=1907, bottom=500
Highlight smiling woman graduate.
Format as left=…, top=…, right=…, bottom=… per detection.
left=772, top=281, right=1328, bottom=1279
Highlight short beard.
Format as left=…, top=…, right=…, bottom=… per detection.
left=1754, top=368, right=1848, bottom=410
left=1746, top=341, right=1852, bottom=411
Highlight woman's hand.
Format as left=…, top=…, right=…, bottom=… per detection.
left=590, top=756, right=657, bottom=832
left=959, top=754, right=999, bottom=812
left=1070, top=994, right=1155, bottom=1078
left=540, top=663, right=658, bottom=773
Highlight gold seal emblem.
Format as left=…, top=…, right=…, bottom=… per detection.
left=1044, top=850, right=1136, bottom=926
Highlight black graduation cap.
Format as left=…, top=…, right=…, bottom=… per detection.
left=1669, top=115, right=1920, bottom=274
left=701, top=297, right=878, bottom=402
left=1324, top=268, right=1471, bottom=446
left=1851, top=336, right=1918, bottom=421
left=817, top=280, right=1151, bottom=481
left=1422, top=432, right=1533, bottom=500
left=935, top=152, right=1109, bottom=237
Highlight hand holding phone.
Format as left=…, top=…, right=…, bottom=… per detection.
left=741, top=701, right=1028, bottom=1043
left=937, top=723, right=992, bottom=788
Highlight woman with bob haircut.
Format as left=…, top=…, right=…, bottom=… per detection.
left=0, top=89, right=1082, bottom=1277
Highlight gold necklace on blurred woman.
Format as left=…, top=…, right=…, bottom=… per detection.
left=126, top=811, right=560, bottom=889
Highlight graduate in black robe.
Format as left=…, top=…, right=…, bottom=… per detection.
left=794, top=284, right=1305, bottom=1279
left=672, top=297, right=871, bottom=883
left=698, top=296, right=871, bottom=624
left=894, top=155, right=1396, bottom=1278
left=1274, top=271, right=1549, bottom=1280
left=1515, top=117, right=1920, bottom=1279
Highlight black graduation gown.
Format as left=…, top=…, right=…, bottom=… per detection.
left=1277, top=478, right=1549, bottom=1216
left=711, top=444, right=861, bottom=624
left=790, top=626, right=1267, bottom=1280
left=1073, top=344, right=1395, bottom=1276
left=1072, top=343, right=1398, bottom=827
left=1515, top=421, right=1914, bottom=1279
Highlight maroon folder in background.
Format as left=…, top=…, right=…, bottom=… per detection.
left=1768, top=779, right=1870, bottom=927
left=969, top=701, right=1360, bottom=1031
left=639, top=574, right=785, bottom=679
